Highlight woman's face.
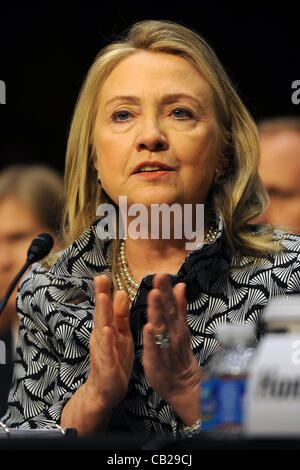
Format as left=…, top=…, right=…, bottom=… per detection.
left=93, top=51, right=220, bottom=208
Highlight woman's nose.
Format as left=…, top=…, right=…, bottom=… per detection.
left=136, top=116, right=169, bottom=152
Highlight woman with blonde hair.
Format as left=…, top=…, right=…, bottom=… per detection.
left=2, top=20, right=300, bottom=438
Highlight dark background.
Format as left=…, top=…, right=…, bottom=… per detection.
left=0, top=2, right=299, bottom=176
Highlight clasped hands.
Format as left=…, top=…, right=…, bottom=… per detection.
left=87, top=273, right=201, bottom=424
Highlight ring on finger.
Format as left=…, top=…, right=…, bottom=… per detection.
left=154, top=330, right=170, bottom=349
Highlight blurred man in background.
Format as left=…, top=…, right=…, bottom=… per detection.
left=0, top=165, right=64, bottom=416
left=254, top=116, right=300, bottom=234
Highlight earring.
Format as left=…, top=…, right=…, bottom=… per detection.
left=98, top=178, right=102, bottom=187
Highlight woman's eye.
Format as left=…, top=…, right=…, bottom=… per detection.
left=171, top=107, right=194, bottom=119
left=112, top=110, right=131, bottom=121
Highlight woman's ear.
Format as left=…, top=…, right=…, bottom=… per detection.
left=93, top=155, right=102, bottom=187
left=93, top=153, right=99, bottom=172
left=90, top=144, right=99, bottom=171
left=90, top=143, right=103, bottom=188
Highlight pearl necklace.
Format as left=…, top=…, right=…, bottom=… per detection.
left=116, top=225, right=219, bottom=301
left=116, top=241, right=140, bottom=301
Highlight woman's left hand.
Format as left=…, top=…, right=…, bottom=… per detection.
left=143, top=273, right=202, bottom=426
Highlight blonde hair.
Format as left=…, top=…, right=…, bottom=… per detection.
left=63, top=20, right=283, bottom=280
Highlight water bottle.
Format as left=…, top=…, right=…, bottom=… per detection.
left=244, top=295, right=300, bottom=436
left=201, top=323, right=255, bottom=433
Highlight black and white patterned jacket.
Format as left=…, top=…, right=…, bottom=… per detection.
left=2, top=216, right=300, bottom=436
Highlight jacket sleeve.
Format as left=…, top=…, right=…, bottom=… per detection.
left=0, top=264, right=90, bottom=429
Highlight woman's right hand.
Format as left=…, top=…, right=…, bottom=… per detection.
left=61, top=275, right=133, bottom=434
left=86, top=275, right=134, bottom=408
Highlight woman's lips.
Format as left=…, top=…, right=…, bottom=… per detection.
left=133, top=169, right=174, bottom=179
left=132, top=161, right=174, bottom=174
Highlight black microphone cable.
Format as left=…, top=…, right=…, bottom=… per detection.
left=0, top=233, right=54, bottom=316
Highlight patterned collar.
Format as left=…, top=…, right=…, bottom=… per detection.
left=45, top=213, right=226, bottom=302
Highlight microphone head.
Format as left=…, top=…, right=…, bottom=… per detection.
left=26, top=233, right=54, bottom=264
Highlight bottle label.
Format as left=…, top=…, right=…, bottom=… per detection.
left=201, top=376, right=246, bottom=430
left=201, top=378, right=217, bottom=431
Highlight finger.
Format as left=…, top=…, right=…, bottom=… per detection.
left=94, top=276, right=114, bottom=333
left=113, top=290, right=131, bottom=335
left=101, top=326, right=117, bottom=369
left=153, top=273, right=179, bottom=317
left=150, top=273, right=179, bottom=327
left=89, top=324, right=116, bottom=369
left=143, top=323, right=168, bottom=371
left=172, top=282, right=187, bottom=319
left=147, top=288, right=167, bottom=334
left=94, top=275, right=112, bottom=296
left=152, top=272, right=172, bottom=290
left=94, top=293, right=114, bottom=339
left=172, top=282, right=191, bottom=345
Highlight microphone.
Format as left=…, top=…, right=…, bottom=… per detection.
left=26, top=233, right=54, bottom=263
left=0, top=233, right=54, bottom=315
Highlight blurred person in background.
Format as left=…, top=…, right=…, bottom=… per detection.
left=0, top=164, right=65, bottom=416
left=253, top=117, right=300, bottom=234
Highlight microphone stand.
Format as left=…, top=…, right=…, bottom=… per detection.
left=0, top=233, right=53, bottom=316
left=0, top=260, right=31, bottom=316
